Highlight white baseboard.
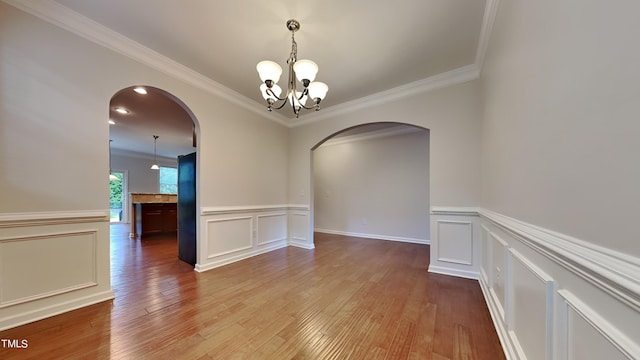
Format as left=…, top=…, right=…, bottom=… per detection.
left=195, top=241, right=288, bottom=272
left=479, top=278, right=517, bottom=360
left=314, top=228, right=429, bottom=245
left=0, top=290, right=114, bottom=331
left=289, top=239, right=315, bottom=249
left=427, top=264, right=479, bottom=280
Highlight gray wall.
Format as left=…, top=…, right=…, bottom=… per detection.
left=480, top=0, right=640, bottom=257
left=313, top=129, right=430, bottom=242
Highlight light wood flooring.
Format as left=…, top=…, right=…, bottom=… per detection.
left=0, top=224, right=505, bottom=359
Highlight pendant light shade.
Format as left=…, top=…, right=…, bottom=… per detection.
left=151, top=135, right=160, bottom=170
left=292, top=59, right=318, bottom=83
left=256, top=61, right=283, bottom=83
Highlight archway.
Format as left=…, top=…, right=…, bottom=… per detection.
left=310, top=122, right=430, bottom=252
left=108, top=85, right=200, bottom=265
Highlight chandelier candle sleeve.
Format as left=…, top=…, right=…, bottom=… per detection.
left=256, top=19, right=328, bottom=118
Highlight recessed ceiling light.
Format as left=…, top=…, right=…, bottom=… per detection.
left=108, top=119, right=116, bottom=125
left=133, top=87, right=147, bottom=95
left=114, top=107, right=129, bottom=114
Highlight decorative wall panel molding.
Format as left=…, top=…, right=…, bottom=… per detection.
left=429, top=208, right=480, bottom=280
left=0, top=213, right=112, bottom=331
left=558, top=290, right=639, bottom=360
left=196, top=205, right=303, bottom=272
left=289, top=211, right=313, bottom=249
left=201, top=204, right=308, bottom=216
left=478, top=208, right=640, bottom=360
left=436, top=220, right=473, bottom=265
left=509, top=249, right=555, bottom=360
left=256, top=213, right=287, bottom=246
left=489, top=230, right=508, bottom=323
left=205, top=216, right=253, bottom=259
left=0, top=210, right=109, bottom=228
left=479, top=208, right=640, bottom=312
left=0, top=230, right=98, bottom=308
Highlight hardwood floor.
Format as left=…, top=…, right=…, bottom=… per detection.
left=0, top=224, right=505, bottom=359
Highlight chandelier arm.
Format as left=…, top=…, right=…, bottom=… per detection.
left=265, top=87, right=287, bottom=102
left=273, top=98, right=290, bottom=110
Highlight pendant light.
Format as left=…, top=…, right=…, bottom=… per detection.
left=109, top=140, right=119, bottom=181
left=257, top=19, right=328, bottom=118
left=150, top=135, right=160, bottom=170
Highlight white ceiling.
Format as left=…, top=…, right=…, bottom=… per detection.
left=26, top=0, right=492, bottom=157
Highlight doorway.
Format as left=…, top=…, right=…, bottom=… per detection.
left=311, top=122, right=430, bottom=247
left=108, top=85, right=200, bottom=269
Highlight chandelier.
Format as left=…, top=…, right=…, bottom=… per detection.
left=257, top=19, right=328, bottom=118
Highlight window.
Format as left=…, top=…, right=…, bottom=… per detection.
left=109, top=171, right=126, bottom=222
left=159, top=166, right=178, bottom=194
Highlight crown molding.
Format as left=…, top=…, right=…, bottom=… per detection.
left=290, top=64, right=480, bottom=127
left=475, top=0, right=501, bottom=71
left=2, top=0, right=289, bottom=126
left=4, top=0, right=498, bottom=129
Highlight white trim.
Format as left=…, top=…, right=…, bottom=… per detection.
left=291, top=65, right=480, bottom=127
left=435, top=220, right=473, bottom=265
left=0, top=230, right=99, bottom=308
left=2, top=0, right=288, bottom=126
left=204, top=216, right=253, bottom=259
left=195, top=241, right=288, bottom=272
left=0, top=290, right=114, bottom=332
left=479, top=278, right=518, bottom=360
left=431, top=206, right=480, bottom=216
left=475, top=0, right=501, bottom=71
left=2, top=0, right=502, bottom=128
left=427, top=264, right=479, bottom=280
left=314, top=228, right=429, bottom=245
left=558, top=289, right=640, bottom=359
left=201, top=204, right=308, bottom=216
left=288, top=240, right=315, bottom=250
left=256, top=213, right=287, bottom=246
left=509, top=248, right=555, bottom=360
left=479, top=208, right=640, bottom=312
left=0, top=210, right=109, bottom=228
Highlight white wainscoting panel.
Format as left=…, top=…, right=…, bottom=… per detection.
left=197, top=205, right=305, bottom=272
left=436, top=220, right=473, bottom=265
left=429, top=207, right=480, bottom=279
left=257, top=213, right=287, bottom=246
left=206, top=216, right=253, bottom=258
left=490, top=231, right=509, bottom=323
left=481, top=225, right=491, bottom=285
left=0, top=211, right=113, bottom=331
left=558, top=290, right=639, bottom=360
left=509, top=249, right=555, bottom=360
left=290, top=209, right=313, bottom=249
left=478, top=208, right=640, bottom=360
left=0, top=231, right=97, bottom=307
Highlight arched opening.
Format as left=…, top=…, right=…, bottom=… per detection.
left=108, top=85, right=200, bottom=272
left=311, top=122, right=430, bottom=263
